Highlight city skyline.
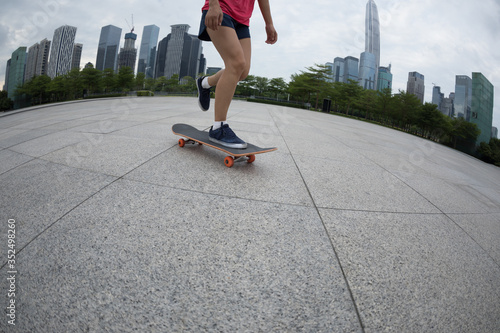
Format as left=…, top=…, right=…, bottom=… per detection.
left=1, top=0, right=499, bottom=130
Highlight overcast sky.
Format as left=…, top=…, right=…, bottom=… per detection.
left=1, top=0, right=499, bottom=131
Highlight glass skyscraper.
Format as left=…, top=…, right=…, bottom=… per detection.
left=454, top=75, right=472, bottom=119
left=165, top=24, right=190, bottom=79
left=138, top=25, right=160, bottom=79
left=332, top=57, right=345, bottom=83
left=7, top=47, right=27, bottom=100
left=365, top=0, right=380, bottom=84
left=358, top=52, right=376, bottom=89
left=343, top=56, right=359, bottom=83
left=471, top=72, right=494, bottom=144
left=377, top=65, right=392, bottom=91
left=96, top=25, right=122, bottom=72
left=47, top=25, right=77, bottom=78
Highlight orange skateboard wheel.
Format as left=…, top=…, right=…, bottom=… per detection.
left=247, top=155, right=255, bottom=163
left=224, top=156, right=234, bottom=168
left=178, top=138, right=185, bottom=147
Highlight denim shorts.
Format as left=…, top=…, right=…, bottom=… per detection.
left=198, top=10, right=251, bottom=41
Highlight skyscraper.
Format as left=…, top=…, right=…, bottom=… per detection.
left=377, top=65, right=392, bottom=91
left=343, top=56, right=359, bottom=83
left=365, top=0, right=380, bottom=84
left=165, top=24, right=191, bottom=79
left=325, top=62, right=334, bottom=83
left=154, top=36, right=170, bottom=78
left=25, top=43, right=41, bottom=82
left=454, top=75, right=472, bottom=119
left=96, top=25, right=122, bottom=72
left=72, top=43, right=83, bottom=70
left=407, top=71, right=425, bottom=103
left=138, top=25, right=160, bottom=79
left=332, top=57, right=345, bottom=83
left=47, top=25, right=77, bottom=78
left=7, top=47, right=27, bottom=100
left=471, top=72, right=494, bottom=144
left=358, top=51, right=376, bottom=89
left=432, top=86, right=444, bottom=111
left=160, top=24, right=204, bottom=80
left=118, top=32, right=138, bottom=72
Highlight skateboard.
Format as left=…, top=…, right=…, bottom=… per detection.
left=172, top=123, right=277, bottom=168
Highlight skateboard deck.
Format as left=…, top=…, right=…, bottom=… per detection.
left=172, top=123, right=277, bottom=167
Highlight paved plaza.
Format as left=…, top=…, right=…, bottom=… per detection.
left=0, top=96, right=499, bottom=332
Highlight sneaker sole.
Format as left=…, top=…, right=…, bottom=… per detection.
left=209, top=136, right=247, bottom=149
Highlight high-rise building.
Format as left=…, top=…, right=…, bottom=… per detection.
left=365, top=0, right=380, bottom=84
left=432, top=86, right=444, bottom=110
left=154, top=36, right=170, bottom=78
left=454, top=75, right=472, bottom=119
left=332, top=57, right=345, bottom=83
left=72, top=43, right=83, bottom=70
left=25, top=43, right=41, bottom=82
left=160, top=24, right=205, bottom=80
left=47, top=25, right=77, bottom=78
left=492, top=127, right=498, bottom=139
left=138, top=25, right=160, bottom=79
left=96, top=25, right=122, bottom=72
left=358, top=51, right=376, bottom=89
left=3, top=59, right=11, bottom=91
left=441, top=96, right=454, bottom=117
left=325, top=62, right=334, bottom=83
left=180, top=36, right=204, bottom=79
left=118, top=32, right=138, bottom=72
left=165, top=24, right=191, bottom=79
left=407, top=71, right=425, bottom=103
left=377, top=65, right=392, bottom=91
left=471, top=72, right=494, bottom=144
left=7, top=47, right=27, bottom=100
left=343, top=56, right=359, bottom=83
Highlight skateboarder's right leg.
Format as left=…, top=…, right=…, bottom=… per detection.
left=207, top=26, right=251, bottom=122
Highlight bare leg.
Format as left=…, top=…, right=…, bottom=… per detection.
left=207, top=27, right=251, bottom=122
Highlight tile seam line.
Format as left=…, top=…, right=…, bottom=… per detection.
left=0, top=144, right=177, bottom=267
left=0, top=175, right=122, bottom=270
left=348, top=142, right=500, bottom=270
left=270, top=110, right=366, bottom=332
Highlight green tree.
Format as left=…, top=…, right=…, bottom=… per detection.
left=154, top=76, right=168, bottom=92
left=254, top=76, right=269, bottom=95
left=376, top=87, right=394, bottom=123
left=117, top=66, right=135, bottom=91
left=102, top=68, right=117, bottom=93
left=81, top=66, right=102, bottom=95
left=268, top=77, right=288, bottom=99
left=448, top=117, right=481, bottom=151
left=165, top=74, right=180, bottom=92
left=237, top=75, right=257, bottom=96
left=0, top=90, right=13, bottom=111
left=135, top=72, right=146, bottom=90
left=478, top=138, right=500, bottom=166
left=356, top=88, right=378, bottom=119
left=333, top=79, right=363, bottom=115
left=180, top=76, right=196, bottom=92
left=392, top=90, right=421, bottom=130
left=66, top=68, right=83, bottom=99
left=30, top=75, right=52, bottom=104
left=48, top=75, right=67, bottom=101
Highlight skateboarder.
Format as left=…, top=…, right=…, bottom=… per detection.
left=197, top=0, right=278, bottom=149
